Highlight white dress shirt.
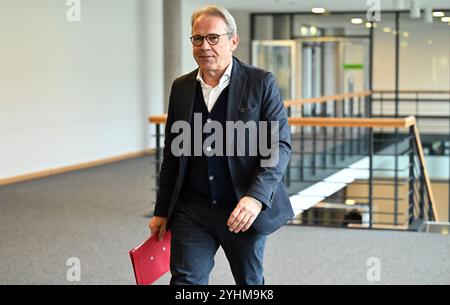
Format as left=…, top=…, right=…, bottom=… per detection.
left=196, top=60, right=233, bottom=112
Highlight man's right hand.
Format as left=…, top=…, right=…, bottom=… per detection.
left=148, top=216, right=167, bottom=241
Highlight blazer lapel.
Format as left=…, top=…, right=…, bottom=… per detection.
left=178, top=70, right=198, bottom=175
left=227, top=57, right=247, bottom=122
left=179, top=71, right=198, bottom=124
left=226, top=57, right=247, bottom=194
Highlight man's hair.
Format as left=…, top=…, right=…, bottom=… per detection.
left=191, top=5, right=237, bottom=35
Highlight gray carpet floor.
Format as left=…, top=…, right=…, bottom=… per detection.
left=1, top=156, right=449, bottom=285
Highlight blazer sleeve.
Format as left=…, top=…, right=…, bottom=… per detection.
left=245, top=72, right=292, bottom=209
left=153, top=82, right=180, bottom=217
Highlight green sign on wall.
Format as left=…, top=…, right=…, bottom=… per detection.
left=343, top=63, right=364, bottom=70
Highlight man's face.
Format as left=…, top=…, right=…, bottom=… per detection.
left=192, top=15, right=239, bottom=73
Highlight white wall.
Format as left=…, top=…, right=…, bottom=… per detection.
left=0, top=0, right=163, bottom=179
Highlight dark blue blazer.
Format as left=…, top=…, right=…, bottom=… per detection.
left=154, top=57, right=293, bottom=235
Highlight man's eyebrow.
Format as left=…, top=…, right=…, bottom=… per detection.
left=192, top=33, right=220, bottom=36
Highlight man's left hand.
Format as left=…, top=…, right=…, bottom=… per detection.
left=227, top=196, right=262, bottom=233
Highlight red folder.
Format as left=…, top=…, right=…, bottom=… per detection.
left=129, top=231, right=171, bottom=285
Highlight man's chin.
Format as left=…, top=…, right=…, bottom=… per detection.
left=198, top=63, right=217, bottom=71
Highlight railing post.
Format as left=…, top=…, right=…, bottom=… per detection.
left=428, top=192, right=434, bottom=221
left=358, top=95, right=362, bottom=118
left=333, top=100, right=337, bottom=166
left=312, top=126, right=317, bottom=176
left=350, top=96, right=354, bottom=157
left=300, top=105, right=305, bottom=181
left=312, top=104, right=317, bottom=176
left=369, top=127, right=374, bottom=229
left=394, top=129, right=399, bottom=226
left=408, top=126, right=415, bottom=226
left=322, top=101, right=327, bottom=170
left=357, top=96, right=362, bottom=155
left=155, top=123, right=161, bottom=189
left=341, top=99, right=346, bottom=161
left=322, top=125, right=327, bottom=170
left=419, top=166, right=426, bottom=220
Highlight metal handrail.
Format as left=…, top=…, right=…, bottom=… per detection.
left=284, top=91, right=372, bottom=108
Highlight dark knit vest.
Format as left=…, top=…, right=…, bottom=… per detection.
left=179, top=83, right=237, bottom=206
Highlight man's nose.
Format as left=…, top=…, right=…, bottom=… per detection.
left=200, top=39, right=212, bottom=50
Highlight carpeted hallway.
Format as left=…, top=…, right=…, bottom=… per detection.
left=1, top=156, right=449, bottom=285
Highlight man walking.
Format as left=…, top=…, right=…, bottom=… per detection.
left=149, top=5, right=293, bottom=285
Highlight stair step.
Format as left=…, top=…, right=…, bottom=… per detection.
left=418, top=221, right=450, bottom=234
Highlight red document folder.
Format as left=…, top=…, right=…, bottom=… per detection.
left=129, top=231, right=171, bottom=285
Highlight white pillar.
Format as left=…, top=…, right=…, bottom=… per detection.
left=163, top=0, right=183, bottom=110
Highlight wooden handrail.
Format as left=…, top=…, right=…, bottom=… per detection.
left=148, top=115, right=416, bottom=129
left=149, top=115, right=168, bottom=124
left=413, top=125, right=439, bottom=222
left=147, top=114, right=438, bottom=222
left=284, top=90, right=372, bottom=108
left=373, top=90, right=450, bottom=94
left=288, top=116, right=416, bottom=129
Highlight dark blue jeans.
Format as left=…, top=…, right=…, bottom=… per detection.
left=169, top=199, right=266, bottom=285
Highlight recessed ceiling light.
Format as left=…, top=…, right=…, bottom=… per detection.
left=312, top=7, right=326, bottom=14
left=300, top=26, right=309, bottom=35
left=432, top=11, right=445, bottom=17
left=345, top=199, right=356, bottom=205
left=366, top=22, right=372, bottom=28
left=441, top=17, right=450, bottom=22
left=310, top=26, right=317, bottom=35
left=345, top=199, right=356, bottom=206
left=403, top=32, right=410, bottom=38
left=383, top=27, right=392, bottom=33
left=351, top=18, right=364, bottom=24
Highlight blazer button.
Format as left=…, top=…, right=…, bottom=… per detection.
left=209, top=175, right=214, bottom=181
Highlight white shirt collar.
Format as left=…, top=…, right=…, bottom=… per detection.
left=196, top=59, right=233, bottom=89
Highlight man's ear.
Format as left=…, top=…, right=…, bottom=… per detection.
left=231, top=34, right=240, bottom=52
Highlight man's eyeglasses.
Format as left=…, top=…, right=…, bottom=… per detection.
left=190, top=33, right=231, bottom=46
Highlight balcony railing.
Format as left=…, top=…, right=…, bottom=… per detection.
left=284, top=90, right=449, bottom=224
left=148, top=112, right=438, bottom=231
left=372, top=90, right=450, bottom=135
left=285, top=116, right=438, bottom=230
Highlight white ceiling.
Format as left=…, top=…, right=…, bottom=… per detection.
left=194, top=0, right=450, bottom=12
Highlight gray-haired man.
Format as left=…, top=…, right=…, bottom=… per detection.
left=149, top=5, right=293, bottom=285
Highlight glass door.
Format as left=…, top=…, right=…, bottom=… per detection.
left=251, top=40, right=296, bottom=100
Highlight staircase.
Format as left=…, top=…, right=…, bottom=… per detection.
left=283, top=116, right=439, bottom=230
